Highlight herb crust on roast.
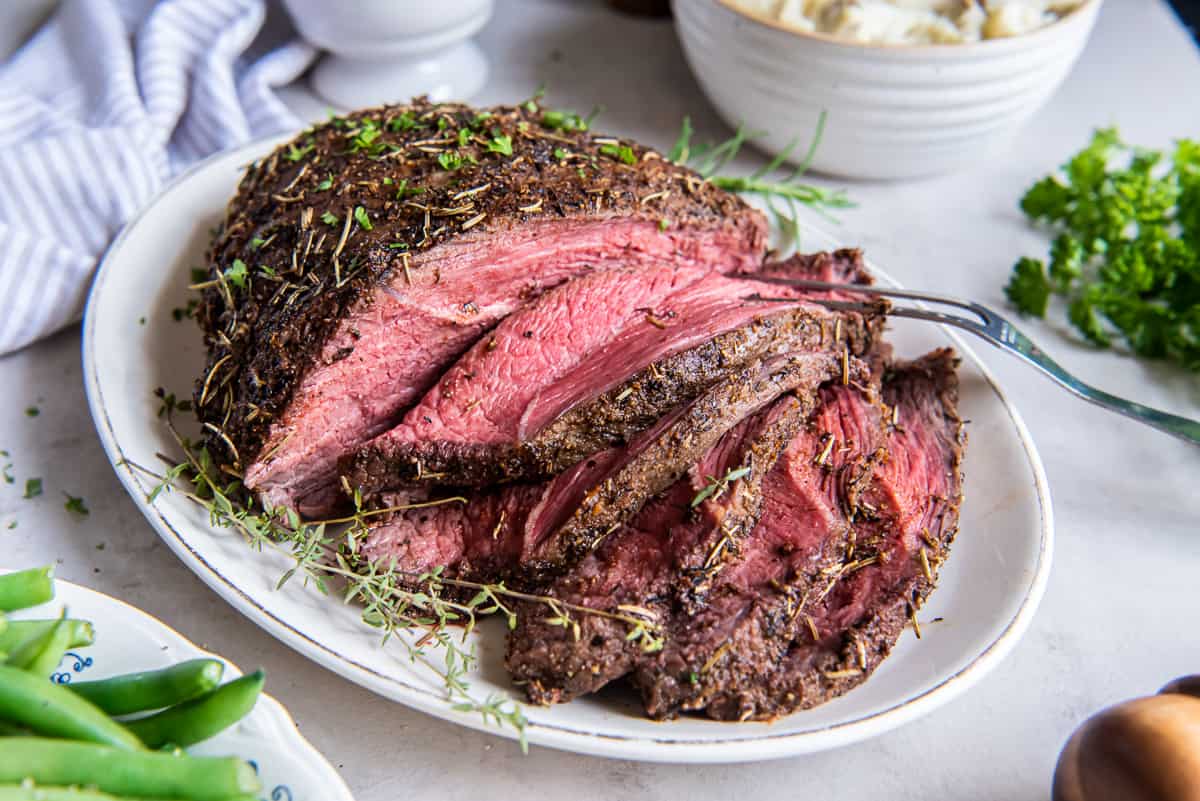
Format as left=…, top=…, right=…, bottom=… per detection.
left=194, top=98, right=767, bottom=514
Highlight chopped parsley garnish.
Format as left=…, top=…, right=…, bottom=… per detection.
left=250, top=237, right=266, bottom=249
left=394, top=179, right=424, bottom=200
left=315, top=175, right=333, bottom=192
left=690, top=465, right=751, bottom=508
left=553, top=147, right=569, bottom=161
left=382, top=177, right=393, bottom=185
left=658, top=218, right=670, bottom=232
left=1, top=463, right=12, bottom=484
left=437, top=151, right=464, bottom=171
left=223, top=258, right=248, bottom=290
left=1006, top=129, right=1200, bottom=369
left=321, top=211, right=339, bottom=226
left=23, top=478, right=42, bottom=499
left=346, top=119, right=387, bottom=157
left=354, top=206, right=373, bottom=230
left=487, top=134, right=513, bottom=156
left=541, top=109, right=591, bottom=133
left=540, top=110, right=569, bottom=129
left=457, top=128, right=472, bottom=147
left=63, top=493, right=89, bottom=517
left=600, top=142, right=637, bottom=166
left=387, top=242, right=409, bottom=250
left=24, top=407, right=38, bottom=418
left=284, top=142, right=314, bottom=162
left=138, top=317, right=146, bottom=326
left=387, top=112, right=417, bottom=132
left=470, top=111, right=493, bottom=130
left=257, top=264, right=278, bottom=278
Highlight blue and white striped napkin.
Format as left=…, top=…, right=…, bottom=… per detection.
left=0, top=0, right=316, bottom=355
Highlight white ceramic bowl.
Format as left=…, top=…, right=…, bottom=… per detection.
left=673, top=0, right=1102, bottom=180
left=281, top=0, right=494, bottom=108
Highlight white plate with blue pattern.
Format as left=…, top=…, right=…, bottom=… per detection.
left=9, top=575, right=354, bottom=801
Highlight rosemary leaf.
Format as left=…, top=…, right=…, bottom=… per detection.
left=671, top=111, right=851, bottom=247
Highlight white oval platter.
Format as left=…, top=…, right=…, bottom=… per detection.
left=83, top=137, right=1052, bottom=763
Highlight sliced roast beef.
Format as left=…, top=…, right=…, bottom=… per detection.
left=760, top=248, right=873, bottom=284
left=193, top=95, right=969, bottom=724
left=685, top=349, right=964, bottom=720
left=502, top=350, right=961, bottom=721
left=639, top=378, right=889, bottom=719
left=544, top=350, right=847, bottom=568
left=505, top=392, right=812, bottom=705
left=344, top=248, right=885, bottom=494
left=195, top=99, right=767, bottom=515
left=503, top=365, right=880, bottom=710
left=361, top=350, right=846, bottom=582
left=730, top=349, right=963, bottom=718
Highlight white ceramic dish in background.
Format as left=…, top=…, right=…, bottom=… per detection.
left=673, top=0, right=1102, bottom=180
left=83, top=137, right=1052, bottom=763
left=281, top=0, right=494, bottom=109
left=4, top=573, right=354, bottom=801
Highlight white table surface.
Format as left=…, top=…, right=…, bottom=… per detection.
left=4, top=0, right=1199, bottom=798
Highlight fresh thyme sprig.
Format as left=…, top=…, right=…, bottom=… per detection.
left=690, top=465, right=752, bottom=509
left=670, top=112, right=852, bottom=247
left=129, top=398, right=668, bottom=751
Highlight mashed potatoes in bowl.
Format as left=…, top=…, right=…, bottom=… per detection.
left=724, top=0, right=1088, bottom=44
left=674, top=0, right=1102, bottom=178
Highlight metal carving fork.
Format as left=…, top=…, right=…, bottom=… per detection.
left=741, top=277, right=1200, bottom=446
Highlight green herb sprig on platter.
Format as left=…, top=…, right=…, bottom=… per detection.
left=128, top=397, right=669, bottom=751
left=669, top=112, right=853, bottom=248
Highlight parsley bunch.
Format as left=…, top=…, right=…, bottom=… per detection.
left=1005, top=129, right=1200, bottom=371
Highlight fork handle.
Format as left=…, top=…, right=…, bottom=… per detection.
left=740, top=281, right=1200, bottom=445
left=980, top=316, right=1200, bottom=446
left=891, top=306, right=1200, bottom=446
left=1029, top=363, right=1200, bottom=445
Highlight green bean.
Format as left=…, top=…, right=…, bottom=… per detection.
left=0, top=786, right=259, bottom=801
left=68, top=659, right=225, bottom=716
left=0, top=719, right=28, bottom=735
left=0, top=738, right=260, bottom=801
left=0, top=619, right=94, bottom=653
left=0, top=665, right=143, bottom=750
left=7, top=614, right=70, bottom=676
left=0, top=567, right=54, bottom=611
left=25, top=617, right=72, bottom=678
left=124, top=670, right=264, bottom=748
